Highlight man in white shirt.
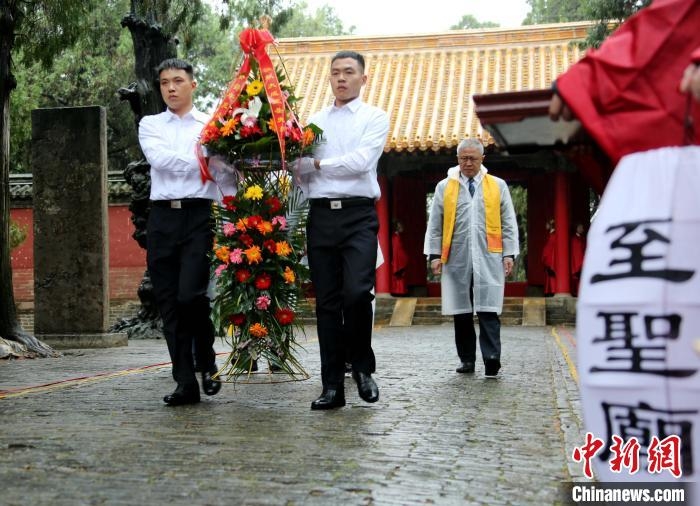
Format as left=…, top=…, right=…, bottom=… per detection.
left=138, top=58, right=233, bottom=406
left=295, top=51, right=389, bottom=410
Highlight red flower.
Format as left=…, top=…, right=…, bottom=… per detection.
left=222, top=195, right=237, bottom=211
left=229, top=313, right=246, bottom=326
left=274, top=308, right=295, bottom=326
left=240, top=124, right=263, bottom=138
left=265, top=196, right=282, bottom=214
left=263, top=239, right=277, bottom=254
left=247, top=215, right=263, bottom=228
left=235, top=268, right=252, bottom=283
left=239, top=234, right=254, bottom=248
left=254, top=272, right=272, bottom=290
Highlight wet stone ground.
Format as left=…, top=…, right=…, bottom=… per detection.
left=0, top=325, right=583, bottom=506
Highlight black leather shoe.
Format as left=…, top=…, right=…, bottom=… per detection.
left=456, top=362, right=475, bottom=373
left=352, top=371, right=379, bottom=403
left=310, top=389, right=346, bottom=410
left=202, top=371, right=221, bottom=396
left=163, top=387, right=200, bottom=406
left=485, top=358, right=501, bottom=378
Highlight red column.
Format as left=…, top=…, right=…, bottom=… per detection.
left=553, top=171, right=571, bottom=295
left=375, top=175, right=391, bottom=294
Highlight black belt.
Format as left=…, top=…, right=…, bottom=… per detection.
left=309, top=197, right=374, bottom=210
left=150, top=198, right=212, bottom=209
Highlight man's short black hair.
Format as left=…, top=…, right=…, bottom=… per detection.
left=331, top=51, right=365, bottom=72
left=156, top=58, right=194, bottom=80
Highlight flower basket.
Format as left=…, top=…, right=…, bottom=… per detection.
left=202, top=28, right=321, bottom=381
left=210, top=167, right=310, bottom=379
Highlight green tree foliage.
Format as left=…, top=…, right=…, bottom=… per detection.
left=10, top=0, right=138, bottom=173
left=581, top=0, right=652, bottom=48
left=523, top=0, right=589, bottom=24
left=450, top=14, right=499, bottom=30
left=9, top=219, right=26, bottom=250
left=523, top=0, right=651, bottom=47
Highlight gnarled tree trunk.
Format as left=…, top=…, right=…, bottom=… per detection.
left=111, top=6, right=177, bottom=339
left=0, top=1, right=57, bottom=357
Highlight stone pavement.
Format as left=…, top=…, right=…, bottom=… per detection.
left=0, top=324, right=583, bottom=506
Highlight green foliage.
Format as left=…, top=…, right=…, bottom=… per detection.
left=509, top=185, right=528, bottom=282
left=450, top=14, right=500, bottom=30
left=523, top=0, right=589, bottom=24
left=523, top=0, right=652, bottom=47
left=9, top=220, right=27, bottom=250
left=277, top=2, right=353, bottom=37
left=581, top=0, right=652, bottom=48
left=10, top=0, right=139, bottom=173
left=12, top=0, right=101, bottom=69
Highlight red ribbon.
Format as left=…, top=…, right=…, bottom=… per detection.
left=198, top=28, right=291, bottom=184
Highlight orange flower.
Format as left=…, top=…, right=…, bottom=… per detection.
left=302, top=127, right=316, bottom=147
left=220, top=117, right=239, bottom=137
left=276, top=241, right=292, bottom=257
left=215, top=245, right=230, bottom=263
left=245, top=245, right=262, bottom=264
left=235, top=218, right=247, bottom=232
left=282, top=266, right=296, bottom=284
left=201, top=121, right=221, bottom=143
left=249, top=323, right=268, bottom=338
left=257, top=221, right=273, bottom=235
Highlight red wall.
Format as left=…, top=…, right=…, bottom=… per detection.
left=10, top=205, right=146, bottom=301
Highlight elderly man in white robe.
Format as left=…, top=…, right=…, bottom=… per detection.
left=424, top=138, right=519, bottom=378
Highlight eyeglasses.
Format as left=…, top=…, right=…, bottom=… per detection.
left=457, top=156, right=482, bottom=163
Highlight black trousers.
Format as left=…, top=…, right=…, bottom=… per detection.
left=147, top=202, right=216, bottom=389
left=307, top=202, right=378, bottom=389
left=453, top=277, right=501, bottom=364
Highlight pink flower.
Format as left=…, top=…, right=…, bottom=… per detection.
left=223, top=222, right=236, bottom=237
left=255, top=295, right=271, bottom=310
left=230, top=248, right=243, bottom=264
left=272, top=215, right=287, bottom=230
left=215, top=264, right=227, bottom=277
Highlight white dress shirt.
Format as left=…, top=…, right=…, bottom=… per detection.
left=138, top=107, right=236, bottom=201
left=299, top=97, right=389, bottom=199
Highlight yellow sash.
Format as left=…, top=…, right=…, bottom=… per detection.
left=441, top=174, right=502, bottom=264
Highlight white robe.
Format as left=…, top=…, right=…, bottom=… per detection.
left=424, top=166, right=519, bottom=315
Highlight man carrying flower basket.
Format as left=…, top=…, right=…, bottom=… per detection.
left=294, top=51, right=390, bottom=410
left=138, top=58, right=237, bottom=406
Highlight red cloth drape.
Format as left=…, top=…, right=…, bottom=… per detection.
left=391, top=231, right=409, bottom=295
left=570, top=233, right=586, bottom=296
left=541, top=231, right=557, bottom=296
left=556, top=0, right=700, bottom=165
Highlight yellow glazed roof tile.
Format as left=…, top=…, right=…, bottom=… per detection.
left=273, top=22, right=590, bottom=152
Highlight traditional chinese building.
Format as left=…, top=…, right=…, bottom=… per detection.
left=275, top=21, right=595, bottom=297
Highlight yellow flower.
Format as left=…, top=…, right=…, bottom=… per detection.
left=244, top=185, right=264, bottom=200
left=246, top=79, right=264, bottom=96
left=282, top=266, right=296, bottom=284
left=278, top=175, right=291, bottom=198
left=276, top=241, right=292, bottom=257
left=215, top=245, right=230, bottom=263
left=245, top=245, right=262, bottom=264
left=249, top=323, right=268, bottom=338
